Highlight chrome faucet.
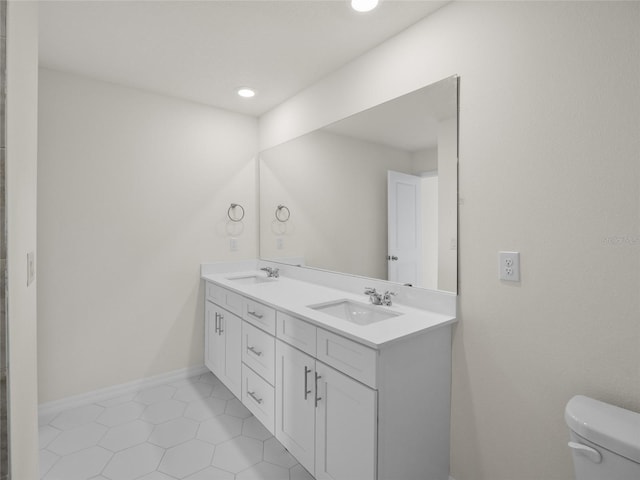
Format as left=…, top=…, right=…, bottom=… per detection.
left=364, top=287, right=383, bottom=305
left=382, top=290, right=397, bottom=306
left=260, top=266, right=279, bottom=278
left=365, top=287, right=397, bottom=306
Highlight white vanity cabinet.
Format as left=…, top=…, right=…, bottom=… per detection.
left=204, top=300, right=241, bottom=398
left=204, top=279, right=453, bottom=480
left=275, top=340, right=377, bottom=480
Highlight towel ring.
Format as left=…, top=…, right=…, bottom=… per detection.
left=228, top=203, right=245, bottom=222
left=275, top=204, right=290, bottom=222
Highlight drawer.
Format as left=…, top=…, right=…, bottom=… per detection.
left=316, top=329, right=378, bottom=389
left=242, top=321, right=276, bottom=385
left=206, top=282, right=242, bottom=316
left=242, top=364, right=275, bottom=434
left=205, top=282, right=224, bottom=304
left=242, top=299, right=276, bottom=335
left=276, top=312, right=317, bottom=356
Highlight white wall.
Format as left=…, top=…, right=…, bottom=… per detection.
left=37, top=69, right=258, bottom=403
left=260, top=2, right=640, bottom=479
left=260, top=129, right=411, bottom=280
left=6, top=1, right=39, bottom=478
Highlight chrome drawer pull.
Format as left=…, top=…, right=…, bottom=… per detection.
left=214, top=312, right=219, bottom=334
left=247, top=391, right=263, bottom=404
left=247, top=345, right=263, bottom=357
left=315, top=372, right=322, bottom=407
left=218, top=313, right=224, bottom=335
left=304, top=366, right=312, bottom=400
left=247, top=310, right=264, bottom=319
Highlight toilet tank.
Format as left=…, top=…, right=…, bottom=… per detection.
left=565, top=395, right=640, bottom=480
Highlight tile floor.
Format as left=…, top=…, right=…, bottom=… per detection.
left=39, top=372, right=314, bottom=480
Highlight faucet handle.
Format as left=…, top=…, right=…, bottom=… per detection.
left=364, top=287, right=377, bottom=295
left=382, top=291, right=397, bottom=306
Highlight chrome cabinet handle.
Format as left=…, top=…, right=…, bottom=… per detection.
left=304, top=366, right=312, bottom=400
left=247, top=310, right=264, bottom=319
left=218, top=313, right=224, bottom=335
left=214, top=312, right=220, bottom=334
left=247, top=391, right=263, bottom=405
left=247, top=345, right=263, bottom=357
left=315, top=372, right=322, bottom=407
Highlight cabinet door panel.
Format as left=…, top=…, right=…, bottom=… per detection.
left=219, top=308, right=242, bottom=398
left=205, top=301, right=225, bottom=377
left=275, top=340, right=316, bottom=475
left=315, top=363, right=377, bottom=480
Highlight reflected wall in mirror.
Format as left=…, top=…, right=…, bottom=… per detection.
left=259, top=76, right=458, bottom=293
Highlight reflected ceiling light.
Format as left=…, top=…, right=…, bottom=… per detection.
left=351, top=0, right=379, bottom=12
left=237, top=87, right=256, bottom=98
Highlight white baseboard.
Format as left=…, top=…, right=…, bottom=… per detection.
left=39, top=365, right=209, bottom=422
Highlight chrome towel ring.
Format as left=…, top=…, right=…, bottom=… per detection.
left=275, top=204, right=290, bottom=222
left=228, top=203, right=245, bottom=222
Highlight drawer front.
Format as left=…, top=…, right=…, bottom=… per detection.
left=243, top=299, right=276, bottom=335
left=242, top=321, right=276, bottom=385
left=205, top=282, right=224, bottom=304
left=242, top=364, right=275, bottom=434
left=206, top=282, right=242, bottom=316
left=316, top=329, right=377, bottom=389
left=276, top=312, right=317, bottom=356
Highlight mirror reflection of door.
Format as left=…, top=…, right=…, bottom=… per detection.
left=387, top=170, right=438, bottom=289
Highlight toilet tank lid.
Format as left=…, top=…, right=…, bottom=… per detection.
left=565, top=395, right=640, bottom=464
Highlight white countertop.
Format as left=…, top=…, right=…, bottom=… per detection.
left=201, top=270, right=456, bottom=349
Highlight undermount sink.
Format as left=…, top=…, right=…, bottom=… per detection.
left=225, top=274, right=275, bottom=285
left=308, top=299, right=401, bottom=326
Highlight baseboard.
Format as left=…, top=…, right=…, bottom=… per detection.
left=38, top=364, right=209, bottom=422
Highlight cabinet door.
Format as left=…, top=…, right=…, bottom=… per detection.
left=218, top=307, right=242, bottom=398
left=315, top=362, right=377, bottom=480
left=275, top=340, right=316, bottom=475
left=205, top=301, right=225, bottom=377
left=205, top=302, right=242, bottom=398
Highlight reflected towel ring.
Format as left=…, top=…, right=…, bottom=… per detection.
left=228, top=203, right=245, bottom=222
left=275, top=204, right=290, bottom=222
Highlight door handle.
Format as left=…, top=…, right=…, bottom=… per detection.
left=387, top=255, right=398, bottom=261
left=247, top=391, right=263, bottom=405
left=218, top=313, right=224, bottom=335
left=247, top=345, right=263, bottom=357
left=214, top=312, right=220, bottom=334
left=315, top=372, right=322, bottom=407
left=304, top=366, right=312, bottom=400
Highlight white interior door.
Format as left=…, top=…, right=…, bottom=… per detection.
left=387, top=171, right=422, bottom=286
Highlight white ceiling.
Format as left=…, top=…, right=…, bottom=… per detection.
left=38, top=0, right=448, bottom=117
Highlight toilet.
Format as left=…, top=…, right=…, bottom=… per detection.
left=565, top=395, right=640, bottom=480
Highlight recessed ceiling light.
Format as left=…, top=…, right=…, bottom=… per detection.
left=351, top=0, right=379, bottom=13
left=237, top=87, right=256, bottom=98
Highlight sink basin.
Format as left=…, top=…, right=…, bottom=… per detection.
left=225, top=275, right=275, bottom=285
left=308, top=299, right=401, bottom=326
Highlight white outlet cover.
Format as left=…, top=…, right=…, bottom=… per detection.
left=499, top=251, right=520, bottom=282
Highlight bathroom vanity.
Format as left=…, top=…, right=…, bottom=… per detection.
left=201, top=262, right=456, bottom=480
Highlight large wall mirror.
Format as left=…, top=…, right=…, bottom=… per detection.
left=259, top=76, right=458, bottom=294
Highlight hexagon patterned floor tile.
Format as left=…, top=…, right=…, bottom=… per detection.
left=39, top=371, right=312, bottom=480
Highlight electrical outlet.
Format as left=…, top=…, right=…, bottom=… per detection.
left=499, top=251, right=520, bottom=281
left=230, top=238, right=238, bottom=252
left=276, top=237, right=284, bottom=250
